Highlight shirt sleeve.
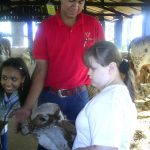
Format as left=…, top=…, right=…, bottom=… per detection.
left=32, top=20, right=49, bottom=60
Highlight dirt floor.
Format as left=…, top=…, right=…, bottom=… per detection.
left=8, top=119, right=37, bottom=150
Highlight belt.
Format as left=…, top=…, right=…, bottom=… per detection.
left=46, top=85, right=86, bottom=98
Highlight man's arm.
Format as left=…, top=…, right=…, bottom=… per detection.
left=23, top=59, right=48, bottom=110
left=12, top=59, right=48, bottom=123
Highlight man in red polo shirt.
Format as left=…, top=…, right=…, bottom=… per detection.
left=13, top=0, right=104, bottom=149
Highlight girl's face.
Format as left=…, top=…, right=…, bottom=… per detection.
left=1, top=66, right=25, bottom=93
left=88, top=57, right=110, bottom=89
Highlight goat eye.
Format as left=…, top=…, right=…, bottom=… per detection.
left=144, top=48, right=148, bottom=53
left=39, top=117, right=46, bottom=122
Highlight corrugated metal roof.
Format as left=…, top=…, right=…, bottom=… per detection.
left=0, top=0, right=149, bottom=21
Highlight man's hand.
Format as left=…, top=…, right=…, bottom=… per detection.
left=11, top=108, right=31, bottom=132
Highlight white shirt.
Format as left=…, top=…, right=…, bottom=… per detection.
left=72, top=84, right=137, bottom=150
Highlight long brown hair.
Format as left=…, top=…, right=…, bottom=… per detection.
left=84, top=41, right=135, bottom=102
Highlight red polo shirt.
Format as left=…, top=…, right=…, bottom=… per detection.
left=33, top=13, right=105, bottom=89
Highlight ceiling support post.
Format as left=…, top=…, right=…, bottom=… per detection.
left=114, top=15, right=123, bottom=50
left=27, top=21, right=33, bottom=52
left=142, top=6, right=150, bottom=36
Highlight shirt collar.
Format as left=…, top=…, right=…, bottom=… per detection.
left=56, top=12, right=84, bottom=27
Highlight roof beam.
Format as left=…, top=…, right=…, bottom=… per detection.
left=86, top=12, right=118, bottom=16
left=50, top=1, right=149, bottom=7
left=101, top=6, right=132, bottom=18
left=86, top=2, right=149, bottom=7
left=0, top=1, right=149, bottom=7
left=0, top=1, right=48, bottom=5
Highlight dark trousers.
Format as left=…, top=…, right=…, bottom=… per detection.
left=1, top=131, right=8, bottom=150
left=37, top=87, right=89, bottom=150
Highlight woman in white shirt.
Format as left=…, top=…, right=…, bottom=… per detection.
left=72, top=41, right=137, bottom=150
